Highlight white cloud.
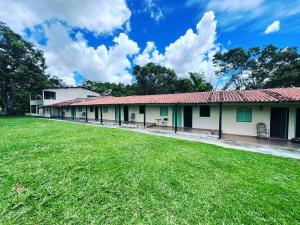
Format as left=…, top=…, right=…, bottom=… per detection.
left=134, top=11, right=219, bottom=87
left=264, top=20, right=280, bottom=34
left=186, top=0, right=300, bottom=32
left=0, top=0, right=131, bottom=34
left=34, top=22, right=139, bottom=85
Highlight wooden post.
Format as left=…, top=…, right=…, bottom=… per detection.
left=118, top=105, right=121, bottom=126
left=50, top=107, right=52, bottom=118
left=218, top=102, right=223, bottom=139
left=175, top=104, right=178, bottom=133
left=100, top=105, right=103, bottom=124
left=85, top=105, right=88, bottom=123
left=144, top=104, right=146, bottom=128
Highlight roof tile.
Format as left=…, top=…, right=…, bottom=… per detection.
left=45, top=87, right=300, bottom=107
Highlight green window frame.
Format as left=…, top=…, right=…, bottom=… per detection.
left=237, top=107, right=252, bottom=122
left=160, top=106, right=168, bottom=116
left=200, top=105, right=210, bottom=117
left=90, top=106, right=94, bottom=112
left=103, top=106, right=108, bottom=113
left=78, top=106, right=82, bottom=112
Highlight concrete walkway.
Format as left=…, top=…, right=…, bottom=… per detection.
left=49, top=118, right=300, bottom=160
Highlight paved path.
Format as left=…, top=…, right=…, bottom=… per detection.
left=49, top=118, right=300, bottom=160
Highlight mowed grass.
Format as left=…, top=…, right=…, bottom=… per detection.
left=0, top=117, right=300, bottom=224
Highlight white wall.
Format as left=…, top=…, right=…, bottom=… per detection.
left=43, top=88, right=100, bottom=106
left=102, top=105, right=116, bottom=121
left=45, top=103, right=300, bottom=139
left=222, top=105, right=270, bottom=137
left=192, top=105, right=219, bottom=130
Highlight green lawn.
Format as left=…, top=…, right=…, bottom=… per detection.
left=0, top=117, right=300, bottom=224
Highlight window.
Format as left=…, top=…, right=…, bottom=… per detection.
left=90, top=106, right=94, bottom=112
left=103, top=106, right=108, bottom=113
left=66, top=107, right=70, bottom=112
left=31, top=92, right=42, bottom=100
left=139, top=105, right=145, bottom=114
left=31, top=105, right=37, bottom=114
left=78, top=106, right=82, bottom=112
left=160, top=106, right=168, bottom=116
left=237, top=108, right=252, bottom=122
left=44, top=91, right=56, bottom=100
left=200, top=105, right=210, bottom=117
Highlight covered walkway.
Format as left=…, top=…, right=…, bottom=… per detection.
left=49, top=117, right=300, bottom=160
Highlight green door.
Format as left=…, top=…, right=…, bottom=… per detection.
left=115, top=106, right=120, bottom=122
left=71, top=107, right=76, bottom=120
left=172, top=106, right=181, bottom=128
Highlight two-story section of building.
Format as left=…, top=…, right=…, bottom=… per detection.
left=30, top=87, right=100, bottom=117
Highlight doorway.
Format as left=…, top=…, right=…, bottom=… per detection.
left=184, top=106, right=193, bottom=128
left=296, top=109, right=300, bottom=138
left=124, top=105, right=129, bottom=122
left=71, top=107, right=76, bottom=120
left=115, top=106, right=120, bottom=122
left=270, top=107, right=289, bottom=139
left=172, top=106, right=181, bottom=128
left=95, top=106, right=99, bottom=121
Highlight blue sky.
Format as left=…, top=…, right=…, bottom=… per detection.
left=1, top=0, right=300, bottom=88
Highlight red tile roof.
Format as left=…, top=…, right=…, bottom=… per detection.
left=44, top=97, right=97, bottom=107
left=46, top=87, right=300, bottom=107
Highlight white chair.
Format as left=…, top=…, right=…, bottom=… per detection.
left=257, top=122, right=269, bottom=138
left=130, top=113, right=135, bottom=123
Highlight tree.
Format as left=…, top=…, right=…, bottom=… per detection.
left=0, top=22, right=64, bottom=114
left=213, top=45, right=300, bottom=90
left=133, top=63, right=177, bottom=95
left=82, top=80, right=136, bottom=97
left=175, top=72, right=213, bottom=92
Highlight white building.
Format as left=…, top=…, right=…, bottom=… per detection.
left=40, top=87, right=300, bottom=141
left=30, top=87, right=100, bottom=116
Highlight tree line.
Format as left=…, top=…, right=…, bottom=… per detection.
left=0, top=22, right=64, bottom=114
left=83, top=64, right=212, bottom=96
left=1, top=21, right=300, bottom=114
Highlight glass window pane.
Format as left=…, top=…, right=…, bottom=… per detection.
left=200, top=105, right=210, bottom=117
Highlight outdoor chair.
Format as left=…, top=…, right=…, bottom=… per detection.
left=161, top=118, right=168, bottom=126
left=257, top=122, right=269, bottom=138
left=81, top=112, right=86, bottom=120
left=130, top=113, right=135, bottom=123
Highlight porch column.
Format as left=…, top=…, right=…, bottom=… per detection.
left=174, top=104, right=178, bottom=133
left=85, top=105, right=88, bottom=123
left=50, top=107, right=52, bottom=118
left=100, top=105, right=103, bottom=124
left=118, top=104, right=121, bottom=126
left=144, top=104, right=146, bottom=128
left=58, top=107, right=60, bottom=118
left=218, top=102, right=223, bottom=139
left=61, top=107, right=63, bottom=119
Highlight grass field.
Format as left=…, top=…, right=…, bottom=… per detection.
left=0, top=116, right=300, bottom=224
